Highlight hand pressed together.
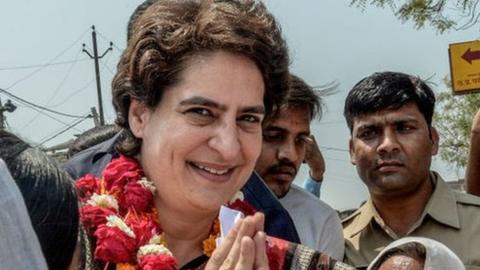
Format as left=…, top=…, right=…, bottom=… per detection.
left=205, top=213, right=268, bottom=270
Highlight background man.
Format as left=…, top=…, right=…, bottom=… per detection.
left=342, top=71, right=480, bottom=269
left=255, top=74, right=344, bottom=260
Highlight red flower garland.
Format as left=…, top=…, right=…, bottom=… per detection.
left=76, top=155, right=254, bottom=269
left=94, top=225, right=137, bottom=263
left=139, top=254, right=177, bottom=270
left=77, top=155, right=168, bottom=269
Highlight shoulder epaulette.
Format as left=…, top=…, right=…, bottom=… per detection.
left=453, top=191, right=480, bottom=207
left=341, top=207, right=362, bottom=224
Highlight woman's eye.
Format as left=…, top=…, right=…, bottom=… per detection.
left=183, top=107, right=215, bottom=126
left=187, top=108, right=212, bottom=117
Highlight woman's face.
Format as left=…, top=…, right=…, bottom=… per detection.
left=129, top=51, right=265, bottom=214
left=377, top=255, right=424, bottom=270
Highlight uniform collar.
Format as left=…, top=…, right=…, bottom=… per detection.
left=347, top=198, right=376, bottom=238
left=423, top=172, right=460, bottom=229
left=347, top=172, right=460, bottom=238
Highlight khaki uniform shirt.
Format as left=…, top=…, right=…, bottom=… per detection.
left=343, top=172, right=480, bottom=270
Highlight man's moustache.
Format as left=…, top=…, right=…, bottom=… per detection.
left=375, top=153, right=405, bottom=166
left=267, top=161, right=297, bottom=176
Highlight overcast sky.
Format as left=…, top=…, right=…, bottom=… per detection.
left=1, top=0, right=478, bottom=210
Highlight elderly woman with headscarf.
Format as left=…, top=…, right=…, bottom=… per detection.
left=367, top=237, right=465, bottom=270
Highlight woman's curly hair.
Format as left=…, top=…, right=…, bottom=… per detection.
left=112, top=0, right=289, bottom=156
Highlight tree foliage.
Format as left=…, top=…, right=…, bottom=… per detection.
left=350, top=0, right=480, bottom=33
left=434, top=87, right=480, bottom=169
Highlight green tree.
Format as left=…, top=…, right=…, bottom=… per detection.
left=350, top=0, right=480, bottom=33
left=350, top=1, right=480, bottom=169
left=434, top=86, right=480, bottom=169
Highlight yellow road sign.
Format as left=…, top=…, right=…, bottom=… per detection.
left=449, top=40, right=480, bottom=94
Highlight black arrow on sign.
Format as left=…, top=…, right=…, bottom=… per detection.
left=462, top=48, right=480, bottom=64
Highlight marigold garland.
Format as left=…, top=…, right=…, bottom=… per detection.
left=76, top=155, right=253, bottom=270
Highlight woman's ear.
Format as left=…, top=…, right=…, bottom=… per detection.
left=128, top=99, right=150, bottom=138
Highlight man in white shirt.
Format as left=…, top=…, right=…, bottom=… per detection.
left=255, top=74, right=344, bottom=260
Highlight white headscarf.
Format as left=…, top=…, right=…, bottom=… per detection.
left=367, top=236, right=465, bottom=270
left=0, top=159, right=48, bottom=270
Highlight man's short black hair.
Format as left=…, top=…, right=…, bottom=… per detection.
left=344, top=71, right=436, bottom=132
left=270, top=74, right=322, bottom=121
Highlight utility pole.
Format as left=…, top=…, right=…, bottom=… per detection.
left=90, top=107, right=100, bottom=127
left=0, top=98, right=17, bottom=130
left=82, top=25, right=112, bottom=126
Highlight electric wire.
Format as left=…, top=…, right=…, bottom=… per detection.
left=0, top=91, right=83, bottom=132
left=99, top=57, right=115, bottom=75
left=324, top=156, right=351, bottom=163
left=96, top=30, right=125, bottom=53
left=97, top=53, right=115, bottom=122
left=47, top=49, right=84, bottom=104
left=4, top=119, right=10, bottom=130
left=0, top=88, right=89, bottom=119
left=323, top=174, right=361, bottom=184
left=0, top=58, right=89, bottom=71
left=44, top=47, right=113, bottom=109
left=38, top=115, right=89, bottom=145
left=38, top=114, right=91, bottom=146
left=5, top=27, right=90, bottom=90
left=18, top=47, right=114, bottom=133
left=320, top=145, right=349, bottom=152
left=21, top=49, right=84, bottom=130
left=46, top=79, right=95, bottom=108
left=318, top=120, right=345, bottom=125
left=111, top=43, right=125, bottom=54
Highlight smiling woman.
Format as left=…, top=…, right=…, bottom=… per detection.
left=76, top=0, right=290, bottom=269
left=129, top=51, right=266, bottom=219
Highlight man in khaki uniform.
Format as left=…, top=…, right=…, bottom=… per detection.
left=342, top=71, right=480, bottom=270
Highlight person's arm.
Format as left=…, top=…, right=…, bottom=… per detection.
left=466, top=109, right=480, bottom=196
left=302, top=135, right=325, bottom=198
left=303, top=174, right=323, bottom=198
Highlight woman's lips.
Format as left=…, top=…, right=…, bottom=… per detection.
left=188, top=161, right=234, bottom=183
